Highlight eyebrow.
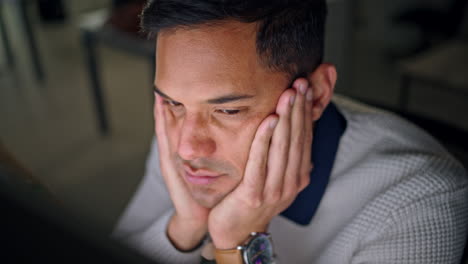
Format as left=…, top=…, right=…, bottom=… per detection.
left=153, top=85, right=255, bottom=104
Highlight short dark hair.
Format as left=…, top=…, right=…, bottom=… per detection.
left=141, top=0, right=327, bottom=78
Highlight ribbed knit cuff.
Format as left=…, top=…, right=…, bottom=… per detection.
left=127, top=210, right=202, bottom=264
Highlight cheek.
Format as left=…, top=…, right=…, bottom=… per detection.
left=215, top=114, right=265, bottom=175
left=154, top=103, right=181, bottom=151
left=164, top=115, right=182, bottom=152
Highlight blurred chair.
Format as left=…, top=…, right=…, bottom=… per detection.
left=0, top=0, right=45, bottom=80
left=37, top=0, right=66, bottom=23
left=78, top=1, right=153, bottom=136
left=396, top=0, right=468, bottom=111
left=397, top=40, right=468, bottom=110
left=393, top=0, right=468, bottom=53
left=79, top=1, right=155, bottom=136
left=0, top=1, right=15, bottom=69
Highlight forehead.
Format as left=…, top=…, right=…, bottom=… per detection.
left=154, top=21, right=288, bottom=100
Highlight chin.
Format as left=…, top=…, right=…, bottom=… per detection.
left=186, top=174, right=240, bottom=208
left=191, top=189, right=227, bottom=209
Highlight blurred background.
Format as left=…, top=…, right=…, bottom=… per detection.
left=1, top=0, right=467, bottom=248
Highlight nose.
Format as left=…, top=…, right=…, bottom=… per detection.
left=177, top=114, right=216, bottom=161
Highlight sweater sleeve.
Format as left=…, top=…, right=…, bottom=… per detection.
left=112, top=139, right=203, bottom=264
left=351, top=185, right=468, bottom=264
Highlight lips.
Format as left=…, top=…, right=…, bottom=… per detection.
left=183, top=165, right=223, bottom=185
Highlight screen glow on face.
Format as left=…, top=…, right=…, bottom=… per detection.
left=245, top=234, right=273, bottom=264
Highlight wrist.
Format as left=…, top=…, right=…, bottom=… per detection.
left=212, top=234, right=247, bottom=250
left=214, top=232, right=275, bottom=264
left=211, top=226, right=267, bottom=250
left=211, top=231, right=260, bottom=250
left=167, top=213, right=208, bottom=251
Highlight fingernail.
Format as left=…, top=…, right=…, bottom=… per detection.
left=269, top=118, right=278, bottom=129
left=306, top=89, right=313, bottom=101
left=289, top=94, right=296, bottom=106
left=299, top=83, right=307, bottom=95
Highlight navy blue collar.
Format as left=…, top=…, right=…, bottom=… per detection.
left=280, top=102, right=347, bottom=226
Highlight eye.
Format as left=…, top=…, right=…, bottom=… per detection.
left=163, top=99, right=182, bottom=107
left=216, top=109, right=241, bottom=115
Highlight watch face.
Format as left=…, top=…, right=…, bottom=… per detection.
left=244, top=234, right=274, bottom=264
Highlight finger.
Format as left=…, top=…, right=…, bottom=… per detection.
left=264, top=89, right=296, bottom=200
left=241, top=115, right=279, bottom=207
left=154, top=94, right=171, bottom=156
left=299, top=85, right=314, bottom=191
left=283, top=79, right=308, bottom=196
left=154, top=94, right=201, bottom=217
left=154, top=94, right=191, bottom=200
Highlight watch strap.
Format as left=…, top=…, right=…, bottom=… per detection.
left=200, top=256, right=217, bottom=264
left=215, top=247, right=244, bottom=264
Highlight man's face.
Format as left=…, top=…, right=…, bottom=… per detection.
left=155, top=21, right=290, bottom=208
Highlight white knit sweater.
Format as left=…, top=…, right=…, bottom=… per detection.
left=113, top=95, right=468, bottom=264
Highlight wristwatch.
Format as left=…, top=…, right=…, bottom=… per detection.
left=214, top=232, right=275, bottom=264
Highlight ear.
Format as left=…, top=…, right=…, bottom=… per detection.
left=307, top=63, right=337, bottom=121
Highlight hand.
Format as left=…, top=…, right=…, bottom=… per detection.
left=208, top=78, right=314, bottom=249
left=154, top=94, right=209, bottom=251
